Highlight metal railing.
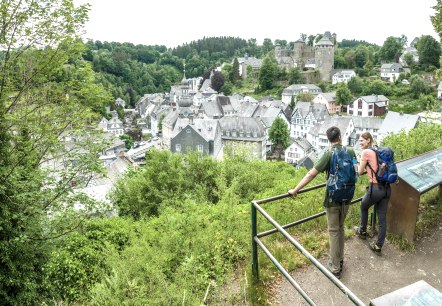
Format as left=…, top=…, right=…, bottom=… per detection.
left=251, top=183, right=367, bottom=306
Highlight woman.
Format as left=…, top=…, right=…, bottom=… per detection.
left=354, top=132, right=390, bottom=256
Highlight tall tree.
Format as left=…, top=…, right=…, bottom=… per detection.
left=416, top=35, right=441, bottom=68
left=335, top=83, right=353, bottom=106
left=288, top=67, right=304, bottom=84
left=211, top=71, right=225, bottom=92
left=258, top=55, right=278, bottom=91
left=262, top=38, right=274, bottom=55
left=378, top=36, right=404, bottom=62
left=230, top=58, right=241, bottom=83
left=0, top=1, right=109, bottom=303
left=268, top=117, right=290, bottom=155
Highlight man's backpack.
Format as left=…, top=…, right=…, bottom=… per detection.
left=367, top=146, right=398, bottom=184
left=326, top=146, right=357, bottom=204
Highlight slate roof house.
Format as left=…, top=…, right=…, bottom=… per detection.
left=309, top=116, right=354, bottom=151
left=106, top=115, right=124, bottom=136
left=380, top=63, right=404, bottom=82
left=219, top=117, right=267, bottom=160
left=312, top=92, right=341, bottom=114
left=199, top=99, right=224, bottom=119
left=290, top=102, right=329, bottom=138
left=237, top=55, right=263, bottom=79
left=377, top=111, right=420, bottom=144
left=281, top=84, right=322, bottom=104
left=332, top=70, right=356, bottom=84
left=349, top=117, right=384, bottom=149
left=347, top=95, right=389, bottom=117
left=170, top=118, right=222, bottom=159
left=285, top=138, right=315, bottom=165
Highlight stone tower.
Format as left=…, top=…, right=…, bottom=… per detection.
left=314, top=32, right=335, bottom=81
left=293, top=39, right=306, bottom=68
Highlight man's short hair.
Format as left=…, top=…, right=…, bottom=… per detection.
left=326, top=126, right=341, bottom=143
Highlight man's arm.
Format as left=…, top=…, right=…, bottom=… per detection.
left=288, top=168, right=319, bottom=197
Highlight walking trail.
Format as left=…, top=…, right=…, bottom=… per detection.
left=271, top=219, right=442, bottom=305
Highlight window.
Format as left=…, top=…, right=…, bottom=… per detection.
left=176, top=144, right=181, bottom=152
left=197, top=144, right=203, bottom=152
left=186, top=129, right=191, bottom=133
left=358, top=111, right=362, bottom=116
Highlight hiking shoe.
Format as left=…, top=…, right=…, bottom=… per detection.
left=327, top=263, right=342, bottom=279
left=369, top=241, right=382, bottom=256
left=354, top=226, right=367, bottom=240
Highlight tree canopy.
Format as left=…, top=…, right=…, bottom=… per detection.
left=268, top=117, right=290, bottom=150
left=0, top=1, right=110, bottom=303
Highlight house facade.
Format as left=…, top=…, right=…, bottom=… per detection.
left=348, top=117, right=384, bottom=149
left=290, top=102, right=329, bottom=138
left=285, top=138, right=314, bottom=165
left=332, top=70, right=356, bottom=84
left=347, top=95, right=389, bottom=117
left=170, top=118, right=222, bottom=159
left=380, top=63, right=404, bottom=82
left=237, top=55, right=263, bottom=79
left=312, top=92, right=341, bottom=114
left=219, top=117, right=267, bottom=160
left=309, top=116, right=354, bottom=152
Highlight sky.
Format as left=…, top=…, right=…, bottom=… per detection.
left=73, top=0, right=440, bottom=48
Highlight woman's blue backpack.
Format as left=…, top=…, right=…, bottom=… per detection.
left=326, top=146, right=357, bottom=204
left=368, top=146, right=398, bottom=184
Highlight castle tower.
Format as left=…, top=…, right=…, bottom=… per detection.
left=315, top=33, right=335, bottom=81
left=293, top=39, right=305, bottom=68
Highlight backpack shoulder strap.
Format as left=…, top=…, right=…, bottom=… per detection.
left=328, top=147, right=338, bottom=177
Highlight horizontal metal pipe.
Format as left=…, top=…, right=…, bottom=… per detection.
left=257, top=211, right=326, bottom=238
left=255, top=183, right=326, bottom=205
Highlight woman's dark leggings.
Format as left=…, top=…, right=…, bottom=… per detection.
left=360, top=184, right=391, bottom=248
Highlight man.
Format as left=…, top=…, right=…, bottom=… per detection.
left=288, top=126, right=356, bottom=279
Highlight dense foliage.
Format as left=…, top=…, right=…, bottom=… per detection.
left=0, top=0, right=110, bottom=304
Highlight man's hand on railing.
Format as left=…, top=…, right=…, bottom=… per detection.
left=287, top=189, right=297, bottom=197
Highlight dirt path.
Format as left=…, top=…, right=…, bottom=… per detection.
left=273, top=223, right=442, bottom=305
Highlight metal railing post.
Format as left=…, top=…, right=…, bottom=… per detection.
left=251, top=201, right=259, bottom=280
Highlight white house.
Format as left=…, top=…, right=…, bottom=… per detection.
left=347, top=95, right=389, bottom=117
left=285, top=138, right=314, bottom=165
left=312, top=92, right=341, bottom=114
left=309, top=116, right=354, bottom=152
left=332, top=70, right=356, bottom=84
left=106, top=115, right=124, bottom=136
left=290, top=102, right=329, bottom=138
left=380, top=63, right=404, bottom=83
left=349, top=117, right=384, bottom=149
